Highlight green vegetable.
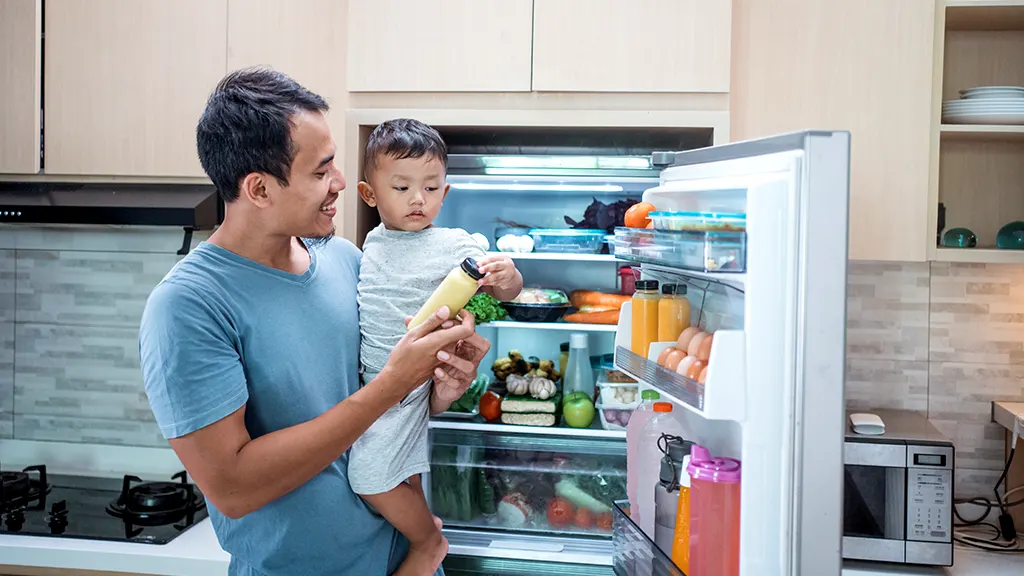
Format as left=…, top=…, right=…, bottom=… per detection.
left=554, top=477, right=612, bottom=513
left=466, top=293, right=507, bottom=324
left=477, top=467, right=497, bottom=516
left=450, top=375, right=489, bottom=413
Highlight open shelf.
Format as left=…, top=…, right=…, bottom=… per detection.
left=611, top=501, right=682, bottom=576
left=946, top=1, right=1024, bottom=32
left=429, top=419, right=626, bottom=441
left=483, top=320, right=618, bottom=333
left=934, top=247, right=1024, bottom=264
left=940, top=124, right=1024, bottom=140
left=487, top=251, right=619, bottom=263
left=611, top=302, right=745, bottom=422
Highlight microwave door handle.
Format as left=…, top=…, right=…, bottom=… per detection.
left=886, top=467, right=907, bottom=540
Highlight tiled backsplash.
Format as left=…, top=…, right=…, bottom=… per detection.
left=0, top=227, right=200, bottom=448
left=847, top=261, right=1024, bottom=498
left=1, top=227, right=1021, bottom=499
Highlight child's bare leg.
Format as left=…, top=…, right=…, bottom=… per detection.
left=362, top=475, right=447, bottom=576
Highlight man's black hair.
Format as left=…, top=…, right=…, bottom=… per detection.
left=362, top=118, right=448, bottom=180
left=196, top=67, right=329, bottom=203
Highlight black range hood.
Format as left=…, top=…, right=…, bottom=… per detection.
left=0, top=182, right=222, bottom=229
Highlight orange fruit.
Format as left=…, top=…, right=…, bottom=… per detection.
left=624, top=202, right=656, bottom=228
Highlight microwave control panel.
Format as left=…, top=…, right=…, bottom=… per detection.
left=906, top=445, right=954, bottom=543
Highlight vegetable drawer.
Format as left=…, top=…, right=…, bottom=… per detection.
left=426, top=427, right=626, bottom=539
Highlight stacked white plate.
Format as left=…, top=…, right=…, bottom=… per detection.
left=943, top=86, right=1024, bottom=125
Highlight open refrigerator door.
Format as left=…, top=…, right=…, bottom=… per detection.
left=611, top=131, right=851, bottom=575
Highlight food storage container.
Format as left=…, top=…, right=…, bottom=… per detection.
left=597, top=402, right=635, bottom=431
left=529, top=229, right=606, bottom=254
left=649, top=211, right=747, bottom=233
left=502, top=302, right=571, bottom=323
left=612, top=227, right=747, bottom=273
left=598, top=381, right=641, bottom=410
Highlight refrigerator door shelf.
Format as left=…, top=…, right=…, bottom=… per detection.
left=612, top=302, right=746, bottom=422
left=611, top=500, right=683, bottom=576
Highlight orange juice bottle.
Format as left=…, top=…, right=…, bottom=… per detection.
left=671, top=455, right=692, bottom=572
left=658, top=283, right=690, bottom=343
left=630, top=280, right=660, bottom=359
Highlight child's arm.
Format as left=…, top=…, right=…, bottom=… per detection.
left=476, top=254, right=523, bottom=302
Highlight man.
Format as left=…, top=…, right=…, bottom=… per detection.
left=138, top=67, right=489, bottom=576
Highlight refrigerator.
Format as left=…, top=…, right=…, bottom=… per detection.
left=422, top=130, right=851, bottom=576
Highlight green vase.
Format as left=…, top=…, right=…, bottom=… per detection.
left=996, top=221, right=1024, bottom=250
left=941, top=227, right=977, bottom=248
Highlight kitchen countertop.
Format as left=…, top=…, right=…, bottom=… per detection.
left=0, top=518, right=230, bottom=576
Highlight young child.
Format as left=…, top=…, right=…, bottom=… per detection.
left=349, top=118, right=523, bottom=575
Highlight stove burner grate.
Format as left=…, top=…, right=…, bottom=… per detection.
left=0, top=463, right=51, bottom=511
left=106, top=470, right=205, bottom=527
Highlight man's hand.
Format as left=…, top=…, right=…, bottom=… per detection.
left=429, top=310, right=491, bottom=415
left=476, top=254, right=523, bottom=302
left=382, top=306, right=475, bottom=403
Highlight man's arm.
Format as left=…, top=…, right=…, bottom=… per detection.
left=170, top=365, right=407, bottom=519
left=143, top=285, right=477, bottom=519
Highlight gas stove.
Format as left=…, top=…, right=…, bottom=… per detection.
left=1, top=462, right=208, bottom=544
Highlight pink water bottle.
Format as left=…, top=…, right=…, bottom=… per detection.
left=686, top=445, right=741, bottom=576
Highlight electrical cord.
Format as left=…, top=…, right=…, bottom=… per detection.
left=952, top=414, right=1024, bottom=552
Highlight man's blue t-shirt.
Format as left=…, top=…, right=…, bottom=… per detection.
left=139, top=239, right=413, bottom=576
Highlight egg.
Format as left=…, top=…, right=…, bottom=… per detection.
left=698, top=366, right=708, bottom=384
left=687, top=332, right=708, bottom=357
left=676, top=327, right=701, bottom=353
left=686, top=359, right=705, bottom=381
left=697, top=333, right=714, bottom=363
left=676, top=355, right=697, bottom=377
left=657, top=347, right=676, bottom=367
left=664, top=349, right=686, bottom=372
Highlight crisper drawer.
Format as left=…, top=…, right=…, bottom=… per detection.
left=427, top=425, right=626, bottom=539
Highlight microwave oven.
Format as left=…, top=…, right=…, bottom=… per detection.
left=842, top=409, right=954, bottom=566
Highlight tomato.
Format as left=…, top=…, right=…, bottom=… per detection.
left=624, top=202, right=656, bottom=228
left=479, top=391, right=502, bottom=422
left=546, top=498, right=574, bottom=528
left=573, top=506, right=593, bottom=528
left=596, top=512, right=613, bottom=531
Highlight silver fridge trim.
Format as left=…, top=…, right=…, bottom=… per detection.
left=844, top=441, right=908, bottom=467
left=842, top=536, right=905, bottom=563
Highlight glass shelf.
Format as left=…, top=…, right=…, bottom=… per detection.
left=611, top=501, right=684, bottom=576
left=612, top=227, right=746, bottom=274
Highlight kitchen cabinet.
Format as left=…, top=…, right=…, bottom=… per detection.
left=227, top=0, right=348, bottom=166
left=531, top=0, right=732, bottom=93
left=347, top=0, right=533, bottom=93
left=43, top=0, right=228, bottom=177
left=731, top=0, right=938, bottom=262
left=0, top=0, right=41, bottom=174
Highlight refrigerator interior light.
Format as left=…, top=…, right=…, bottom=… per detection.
left=447, top=182, right=625, bottom=193
left=480, top=155, right=652, bottom=170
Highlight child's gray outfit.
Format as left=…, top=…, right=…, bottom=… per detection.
left=349, top=224, right=486, bottom=495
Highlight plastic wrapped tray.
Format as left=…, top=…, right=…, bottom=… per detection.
left=649, top=210, right=746, bottom=232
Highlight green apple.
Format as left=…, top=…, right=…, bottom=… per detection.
left=562, top=391, right=596, bottom=428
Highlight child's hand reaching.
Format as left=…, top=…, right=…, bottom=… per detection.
left=476, top=254, right=523, bottom=300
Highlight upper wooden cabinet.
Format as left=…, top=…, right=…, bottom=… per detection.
left=227, top=0, right=348, bottom=162
left=0, top=0, right=42, bottom=174
left=347, top=0, right=533, bottom=92
left=731, top=0, right=938, bottom=262
left=532, top=0, right=732, bottom=93
left=44, top=0, right=228, bottom=177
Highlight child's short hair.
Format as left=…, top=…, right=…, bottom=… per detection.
left=363, top=118, right=447, bottom=179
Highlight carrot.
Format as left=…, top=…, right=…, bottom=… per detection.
left=569, top=291, right=631, bottom=309
left=577, top=305, right=619, bottom=313
left=564, top=310, right=620, bottom=325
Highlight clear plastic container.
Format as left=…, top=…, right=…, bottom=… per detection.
left=613, top=227, right=747, bottom=273
left=649, top=211, right=747, bottom=232
left=528, top=228, right=606, bottom=253
left=635, top=402, right=687, bottom=538
left=597, top=380, right=641, bottom=410
left=597, top=403, right=635, bottom=431
left=626, top=390, right=662, bottom=528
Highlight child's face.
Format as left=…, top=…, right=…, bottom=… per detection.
left=358, top=154, right=449, bottom=232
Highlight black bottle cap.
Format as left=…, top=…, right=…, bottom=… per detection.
left=635, top=279, right=659, bottom=291
left=461, top=257, right=484, bottom=280
left=560, top=342, right=570, bottom=352
left=662, top=283, right=687, bottom=295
